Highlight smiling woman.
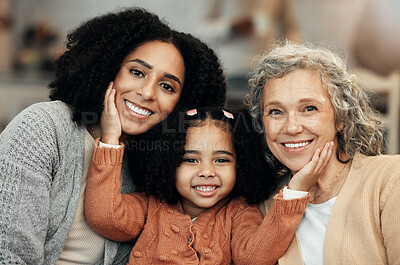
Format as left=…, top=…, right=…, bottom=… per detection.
left=0, top=7, right=226, bottom=265
left=261, top=69, right=340, bottom=174
left=113, top=41, right=184, bottom=137
left=245, top=42, right=400, bottom=265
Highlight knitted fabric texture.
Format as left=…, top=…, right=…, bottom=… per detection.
left=262, top=154, right=400, bottom=265
left=85, top=143, right=310, bottom=264
left=0, top=101, right=133, bottom=264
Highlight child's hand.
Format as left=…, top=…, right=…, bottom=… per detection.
left=288, top=141, right=334, bottom=192
left=100, top=82, right=121, bottom=145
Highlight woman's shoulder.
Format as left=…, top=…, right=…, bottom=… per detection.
left=13, top=101, right=75, bottom=131
left=353, top=153, right=400, bottom=171
left=351, top=153, right=400, bottom=186
left=1, top=100, right=81, bottom=151
left=25, top=100, right=72, bottom=120
left=4, top=101, right=72, bottom=127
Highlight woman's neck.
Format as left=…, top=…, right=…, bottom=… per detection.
left=307, top=157, right=351, bottom=204
left=87, top=123, right=101, bottom=140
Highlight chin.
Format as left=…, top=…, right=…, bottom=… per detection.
left=286, top=162, right=308, bottom=174
left=122, top=123, right=152, bottom=136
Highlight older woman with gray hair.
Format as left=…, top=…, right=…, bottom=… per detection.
left=245, top=42, right=400, bottom=265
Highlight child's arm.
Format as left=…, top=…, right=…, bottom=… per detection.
left=84, top=140, right=149, bottom=242
left=230, top=191, right=308, bottom=265
left=231, top=141, right=333, bottom=264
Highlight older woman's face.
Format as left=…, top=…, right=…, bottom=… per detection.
left=113, top=41, right=184, bottom=135
left=262, top=69, right=341, bottom=174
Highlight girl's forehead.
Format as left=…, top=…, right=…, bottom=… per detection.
left=186, top=122, right=231, bottom=138
left=185, top=123, right=234, bottom=153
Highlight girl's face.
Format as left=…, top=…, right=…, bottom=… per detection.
left=262, top=69, right=342, bottom=174
left=176, top=122, right=236, bottom=219
left=113, top=40, right=185, bottom=135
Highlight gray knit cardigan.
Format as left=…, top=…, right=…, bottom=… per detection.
left=0, top=101, right=134, bottom=264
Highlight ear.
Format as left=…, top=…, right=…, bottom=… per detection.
left=336, top=121, right=344, bottom=132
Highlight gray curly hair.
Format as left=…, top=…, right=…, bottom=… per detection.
left=244, top=42, right=384, bottom=168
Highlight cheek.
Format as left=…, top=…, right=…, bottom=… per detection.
left=175, top=167, right=190, bottom=186
left=114, top=92, right=125, bottom=112
left=317, top=118, right=337, bottom=138
left=113, top=72, right=127, bottom=89
left=225, top=168, right=237, bottom=189
left=263, top=119, right=278, bottom=141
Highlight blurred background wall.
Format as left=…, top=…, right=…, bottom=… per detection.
left=1, top=0, right=399, bottom=152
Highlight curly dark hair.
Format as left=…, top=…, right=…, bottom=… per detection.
left=49, top=8, right=226, bottom=125
left=128, top=108, right=277, bottom=205
left=169, top=31, right=226, bottom=112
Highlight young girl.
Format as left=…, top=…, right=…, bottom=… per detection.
left=85, top=105, right=333, bottom=264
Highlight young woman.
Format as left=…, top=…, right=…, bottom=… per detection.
left=0, top=8, right=226, bottom=264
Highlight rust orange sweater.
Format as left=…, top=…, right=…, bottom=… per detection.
left=85, top=141, right=309, bottom=264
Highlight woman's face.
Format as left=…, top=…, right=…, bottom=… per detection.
left=113, top=40, right=185, bottom=135
left=262, top=69, right=341, bottom=174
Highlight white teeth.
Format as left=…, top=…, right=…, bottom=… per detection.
left=284, top=141, right=311, bottom=148
left=125, top=101, right=152, bottom=116
left=194, top=186, right=217, bottom=192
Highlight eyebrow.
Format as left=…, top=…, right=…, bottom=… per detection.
left=184, top=150, right=200, bottom=155
left=184, top=150, right=234, bottom=157
left=263, top=100, right=280, bottom=107
left=129, top=59, right=182, bottom=86
left=215, top=150, right=235, bottom=157
left=264, top=97, right=322, bottom=107
left=165, top=74, right=182, bottom=86
left=298, top=97, right=323, bottom=104
left=129, top=59, right=151, bottom=69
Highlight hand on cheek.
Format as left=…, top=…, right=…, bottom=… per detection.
left=100, top=82, right=122, bottom=145
left=288, top=141, right=334, bottom=191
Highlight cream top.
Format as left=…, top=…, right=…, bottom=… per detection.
left=56, top=129, right=105, bottom=264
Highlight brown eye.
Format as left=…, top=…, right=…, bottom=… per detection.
left=183, top=157, right=197, bottom=163
left=160, top=83, right=175, bottom=92
left=216, top=158, right=230, bottom=163
left=130, top=69, right=144, bottom=77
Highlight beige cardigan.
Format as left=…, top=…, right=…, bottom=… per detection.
left=260, top=154, right=400, bottom=265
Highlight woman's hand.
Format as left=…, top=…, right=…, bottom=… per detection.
left=288, top=141, right=334, bottom=191
left=100, top=82, right=121, bottom=145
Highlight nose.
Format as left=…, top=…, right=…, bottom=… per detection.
left=197, top=162, right=216, bottom=178
left=284, top=113, right=304, bottom=135
left=137, top=79, right=156, bottom=100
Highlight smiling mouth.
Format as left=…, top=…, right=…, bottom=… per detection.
left=193, top=185, right=219, bottom=192
left=283, top=140, right=312, bottom=149
left=125, top=100, right=153, bottom=116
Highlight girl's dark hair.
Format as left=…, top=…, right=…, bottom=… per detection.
left=49, top=8, right=226, bottom=125
left=129, top=107, right=277, bottom=205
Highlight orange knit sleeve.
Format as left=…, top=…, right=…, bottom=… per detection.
left=230, top=190, right=309, bottom=265
left=84, top=139, right=149, bottom=242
